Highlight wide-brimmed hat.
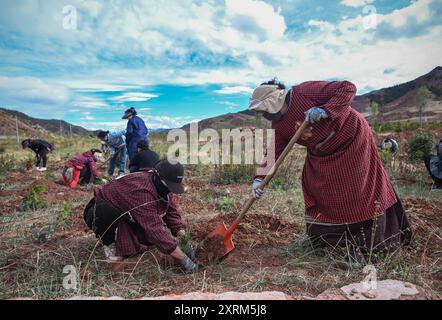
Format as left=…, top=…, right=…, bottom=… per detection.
left=155, top=160, right=185, bottom=194
left=122, top=107, right=137, bottom=119
left=249, top=85, right=288, bottom=114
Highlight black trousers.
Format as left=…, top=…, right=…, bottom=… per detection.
left=36, top=151, right=49, bottom=167
left=424, top=154, right=442, bottom=187
left=84, top=199, right=121, bottom=246
left=79, top=166, right=92, bottom=184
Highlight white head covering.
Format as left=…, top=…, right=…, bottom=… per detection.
left=248, top=85, right=288, bottom=114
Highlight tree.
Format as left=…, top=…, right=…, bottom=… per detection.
left=407, top=132, right=434, bottom=163
left=370, top=100, right=379, bottom=124
left=416, top=86, right=431, bottom=125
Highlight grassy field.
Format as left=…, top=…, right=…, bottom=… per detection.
left=0, top=131, right=441, bottom=299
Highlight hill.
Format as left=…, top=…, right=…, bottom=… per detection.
left=185, top=67, right=442, bottom=131
left=0, top=108, right=92, bottom=139
left=352, top=66, right=442, bottom=122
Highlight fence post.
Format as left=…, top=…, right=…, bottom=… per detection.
left=16, top=116, right=19, bottom=143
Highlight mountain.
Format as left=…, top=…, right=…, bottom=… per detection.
left=185, top=67, right=442, bottom=131
left=352, top=66, right=442, bottom=122
left=181, top=110, right=270, bottom=131
left=0, top=108, right=92, bottom=138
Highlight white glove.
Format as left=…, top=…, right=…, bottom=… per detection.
left=252, top=178, right=265, bottom=200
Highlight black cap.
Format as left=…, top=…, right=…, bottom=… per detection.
left=155, top=160, right=185, bottom=194
left=90, top=148, right=102, bottom=154
left=137, top=139, right=150, bottom=150
left=97, top=130, right=109, bottom=139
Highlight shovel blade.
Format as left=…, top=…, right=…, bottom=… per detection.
left=207, top=222, right=235, bottom=256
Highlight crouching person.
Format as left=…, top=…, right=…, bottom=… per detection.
left=424, top=138, right=442, bottom=188
left=62, top=149, right=102, bottom=188
left=83, top=160, right=197, bottom=273
left=129, top=140, right=159, bottom=173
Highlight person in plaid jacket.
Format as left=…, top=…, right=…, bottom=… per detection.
left=249, top=79, right=412, bottom=254
left=83, top=160, right=197, bottom=273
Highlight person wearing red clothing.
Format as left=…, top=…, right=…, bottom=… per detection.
left=62, top=149, right=102, bottom=188
left=249, top=79, right=412, bottom=254
left=83, top=160, right=197, bottom=273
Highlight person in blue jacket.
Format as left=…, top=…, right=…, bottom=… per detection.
left=122, top=107, right=149, bottom=163
left=97, top=130, right=127, bottom=178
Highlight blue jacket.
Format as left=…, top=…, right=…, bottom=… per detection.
left=102, top=130, right=126, bottom=156
left=126, top=116, right=148, bottom=144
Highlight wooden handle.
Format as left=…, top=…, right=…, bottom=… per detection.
left=228, top=120, right=310, bottom=233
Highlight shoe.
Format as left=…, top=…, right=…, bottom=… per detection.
left=116, top=172, right=126, bottom=179
left=103, top=243, right=123, bottom=262
left=40, top=167, right=47, bottom=172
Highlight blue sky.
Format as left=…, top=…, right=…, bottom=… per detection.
left=0, top=0, right=441, bottom=129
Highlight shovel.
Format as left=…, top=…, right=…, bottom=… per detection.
left=200, top=120, right=310, bottom=260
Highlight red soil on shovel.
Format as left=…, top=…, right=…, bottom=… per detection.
left=194, top=234, right=226, bottom=266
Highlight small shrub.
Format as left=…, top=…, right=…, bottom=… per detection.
left=216, top=196, right=235, bottom=212
left=379, top=149, right=393, bottom=166
left=407, top=133, right=434, bottom=163
left=57, top=202, right=74, bottom=229
left=0, top=154, right=15, bottom=176
left=202, top=189, right=217, bottom=202
left=268, top=174, right=295, bottom=190
left=21, top=185, right=48, bottom=211
left=211, top=164, right=255, bottom=185
left=45, top=172, right=56, bottom=180
left=178, top=232, right=195, bottom=259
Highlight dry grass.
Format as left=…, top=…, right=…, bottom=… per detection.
left=0, top=133, right=441, bottom=299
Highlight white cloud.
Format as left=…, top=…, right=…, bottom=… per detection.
left=216, top=101, right=240, bottom=110
left=0, top=76, right=70, bottom=105
left=214, top=86, right=254, bottom=95
left=0, top=0, right=441, bottom=106
left=225, top=0, right=286, bottom=40
left=340, top=0, right=376, bottom=8
left=82, top=115, right=197, bottom=130
left=74, top=97, right=108, bottom=109
left=112, top=92, right=159, bottom=102
left=80, top=111, right=94, bottom=120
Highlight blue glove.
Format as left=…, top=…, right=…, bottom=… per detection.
left=305, top=107, right=329, bottom=124
left=252, top=178, right=265, bottom=200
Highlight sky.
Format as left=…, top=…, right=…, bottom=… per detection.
left=0, top=0, right=441, bottom=130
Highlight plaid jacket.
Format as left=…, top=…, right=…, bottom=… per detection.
left=94, top=171, right=186, bottom=256
left=68, top=151, right=100, bottom=177
left=259, top=81, right=397, bottom=224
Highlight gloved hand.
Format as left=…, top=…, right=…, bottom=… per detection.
left=305, top=107, right=329, bottom=123
left=180, top=255, right=198, bottom=273
left=252, top=178, right=265, bottom=200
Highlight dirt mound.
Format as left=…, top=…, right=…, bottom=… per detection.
left=195, top=234, right=227, bottom=265
left=7, top=171, right=43, bottom=183
left=402, top=197, right=442, bottom=254
left=193, top=213, right=300, bottom=246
